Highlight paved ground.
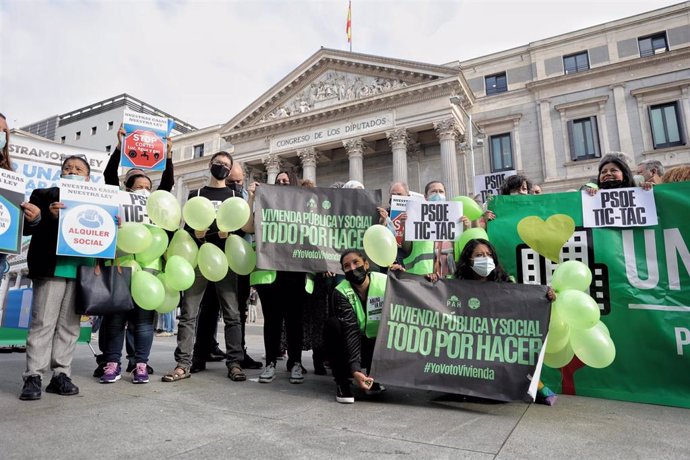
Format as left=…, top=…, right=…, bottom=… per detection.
left=1, top=322, right=689, bottom=459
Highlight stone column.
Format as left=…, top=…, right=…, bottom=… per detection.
left=297, top=147, right=319, bottom=184
left=433, top=119, right=461, bottom=198
left=343, top=138, right=366, bottom=183
left=538, top=99, right=558, bottom=181
left=263, top=154, right=282, bottom=185
left=386, top=128, right=409, bottom=185
left=612, top=84, right=634, bottom=157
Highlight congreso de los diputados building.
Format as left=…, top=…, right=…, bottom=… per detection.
left=165, top=2, right=690, bottom=203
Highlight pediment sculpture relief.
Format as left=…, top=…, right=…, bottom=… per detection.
left=258, top=71, right=408, bottom=123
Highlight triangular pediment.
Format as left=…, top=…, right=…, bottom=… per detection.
left=220, top=48, right=459, bottom=137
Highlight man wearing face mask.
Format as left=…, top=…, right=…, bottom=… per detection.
left=164, top=151, right=251, bottom=383
left=323, top=250, right=399, bottom=403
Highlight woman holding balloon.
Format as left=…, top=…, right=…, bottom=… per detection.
left=96, top=127, right=175, bottom=384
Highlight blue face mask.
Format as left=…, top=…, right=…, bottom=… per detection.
left=61, top=174, right=87, bottom=181
left=0, top=132, right=6, bottom=150
left=428, top=193, right=446, bottom=202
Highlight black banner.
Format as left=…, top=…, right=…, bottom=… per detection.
left=371, top=272, right=551, bottom=401
left=255, top=185, right=381, bottom=273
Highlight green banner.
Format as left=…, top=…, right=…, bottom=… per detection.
left=488, top=182, right=690, bottom=408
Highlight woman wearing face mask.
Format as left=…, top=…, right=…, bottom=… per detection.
left=17, top=156, right=96, bottom=400
left=0, top=114, right=14, bottom=275
left=585, top=153, right=637, bottom=197
left=95, top=126, right=175, bottom=385
left=500, top=175, right=532, bottom=196
left=455, top=238, right=558, bottom=405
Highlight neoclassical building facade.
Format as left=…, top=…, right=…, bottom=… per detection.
left=168, top=2, right=689, bottom=203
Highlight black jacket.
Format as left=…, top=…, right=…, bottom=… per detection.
left=332, top=288, right=365, bottom=374
left=104, top=147, right=174, bottom=191
left=23, top=187, right=60, bottom=279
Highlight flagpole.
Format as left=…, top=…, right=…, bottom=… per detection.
left=347, top=0, right=352, bottom=52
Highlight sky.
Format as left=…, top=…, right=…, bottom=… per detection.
left=0, top=0, right=683, bottom=129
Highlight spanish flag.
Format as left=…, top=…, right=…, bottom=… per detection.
left=346, top=1, right=352, bottom=47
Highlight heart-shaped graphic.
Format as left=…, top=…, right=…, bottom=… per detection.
left=517, top=215, right=576, bottom=263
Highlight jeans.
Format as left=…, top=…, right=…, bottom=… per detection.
left=161, top=311, right=174, bottom=333
left=100, top=306, right=155, bottom=364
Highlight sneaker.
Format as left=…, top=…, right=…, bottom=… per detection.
left=126, top=362, right=154, bottom=374
left=289, top=362, right=304, bottom=384
left=336, top=381, right=355, bottom=404
left=131, top=363, right=149, bottom=384
left=45, top=373, right=79, bottom=396
left=100, top=362, right=121, bottom=383
left=19, top=375, right=42, bottom=401
left=259, top=362, right=276, bottom=383
left=366, top=382, right=386, bottom=395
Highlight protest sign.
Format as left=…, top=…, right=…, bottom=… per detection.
left=56, top=179, right=119, bottom=258
left=0, top=169, right=25, bottom=254
left=119, top=191, right=152, bottom=224
left=582, top=187, right=657, bottom=228
left=371, top=271, right=550, bottom=401
left=390, top=195, right=413, bottom=245
left=255, top=185, right=381, bottom=273
left=7, top=132, right=107, bottom=197
left=404, top=200, right=462, bottom=241
left=121, top=109, right=168, bottom=171
left=488, top=183, right=690, bottom=409
left=474, top=170, right=516, bottom=203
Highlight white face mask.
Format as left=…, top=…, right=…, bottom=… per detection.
left=471, top=256, right=495, bottom=278
left=132, top=189, right=151, bottom=198
left=61, top=174, right=86, bottom=181
left=428, top=193, right=446, bottom=202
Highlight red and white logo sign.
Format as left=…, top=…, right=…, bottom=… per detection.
left=123, top=130, right=165, bottom=169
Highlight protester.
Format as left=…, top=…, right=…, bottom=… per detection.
left=455, top=238, right=558, bottom=405
left=156, top=310, right=175, bottom=337
left=253, top=170, right=309, bottom=384
left=18, top=156, right=94, bottom=400
left=96, top=127, right=175, bottom=384
left=163, top=151, right=247, bottom=382
left=500, top=175, right=531, bottom=195
left=586, top=153, right=636, bottom=196
left=662, top=165, right=690, bottom=183
left=532, top=184, right=543, bottom=195
left=323, top=249, right=402, bottom=403
left=637, top=160, right=665, bottom=185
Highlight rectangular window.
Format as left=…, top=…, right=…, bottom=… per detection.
left=489, top=133, right=513, bottom=172
left=193, top=144, right=205, bottom=158
left=91, top=126, right=97, bottom=135
left=105, top=145, right=111, bottom=153
left=60, top=136, right=66, bottom=144
left=563, top=51, right=589, bottom=74
left=107, top=121, right=114, bottom=130
left=649, top=102, right=685, bottom=149
left=75, top=131, right=81, bottom=140
left=485, top=72, right=507, bottom=96
left=639, top=32, right=668, bottom=57
left=567, top=116, right=601, bottom=160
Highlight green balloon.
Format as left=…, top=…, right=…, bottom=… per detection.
left=166, top=229, right=198, bottom=268
left=183, top=196, right=216, bottom=231
left=544, top=342, right=575, bottom=369
left=117, top=222, right=152, bottom=254
left=451, top=195, right=484, bottom=221
left=363, top=224, right=397, bottom=267
left=217, top=197, right=250, bottom=232
left=155, top=273, right=181, bottom=313
left=135, top=225, right=169, bottom=264
left=551, top=260, right=592, bottom=292
left=197, top=242, right=228, bottom=282
left=118, top=257, right=141, bottom=272
left=131, top=270, right=165, bottom=311
left=553, top=290, right=600, bottom=330
left=546, top=307, right=571, bottom=353
left=164, top=255, right=195, bottom=291
left=455, top=227, right=489, bottom=256
left=224, top=234, right=256, bottom=276
left=147, top=190, right=182, bottom=231
left=591, top=320, right=610, bottom=337
left=570, top=325, right=616, bottom=369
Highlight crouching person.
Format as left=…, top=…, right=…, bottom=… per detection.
left=324, top=249, right=399, bottom=404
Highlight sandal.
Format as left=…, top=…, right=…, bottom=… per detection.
left=161, top=367, right=191, bottom=382
left=227, top=365, right=246, bottom=382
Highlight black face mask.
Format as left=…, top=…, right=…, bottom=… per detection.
left=228, top=182, right=243, bottom=195
left=600, top=179, right=623, bottom=189
left=211, top=164, right=230, bottom=180
left=345, top=266, right=368, bottom=286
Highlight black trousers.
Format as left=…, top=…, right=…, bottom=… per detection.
left=255, top=272, right=304, bottom=365
left=323, top=317, right=375, bottom=383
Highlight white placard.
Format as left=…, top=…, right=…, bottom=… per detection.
left=474, top=170, right=516, bottom=203
left=404, top=200, right=463, bottom=241
left=118, top=191, right=152, bottom=224
left=581, top=187, right=657, bottom=228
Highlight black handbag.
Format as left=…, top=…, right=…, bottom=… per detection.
left=76, top=261, right=134, bottom=315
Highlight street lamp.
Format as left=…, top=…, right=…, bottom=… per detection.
left=449, top=95, right=484, bottom=195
